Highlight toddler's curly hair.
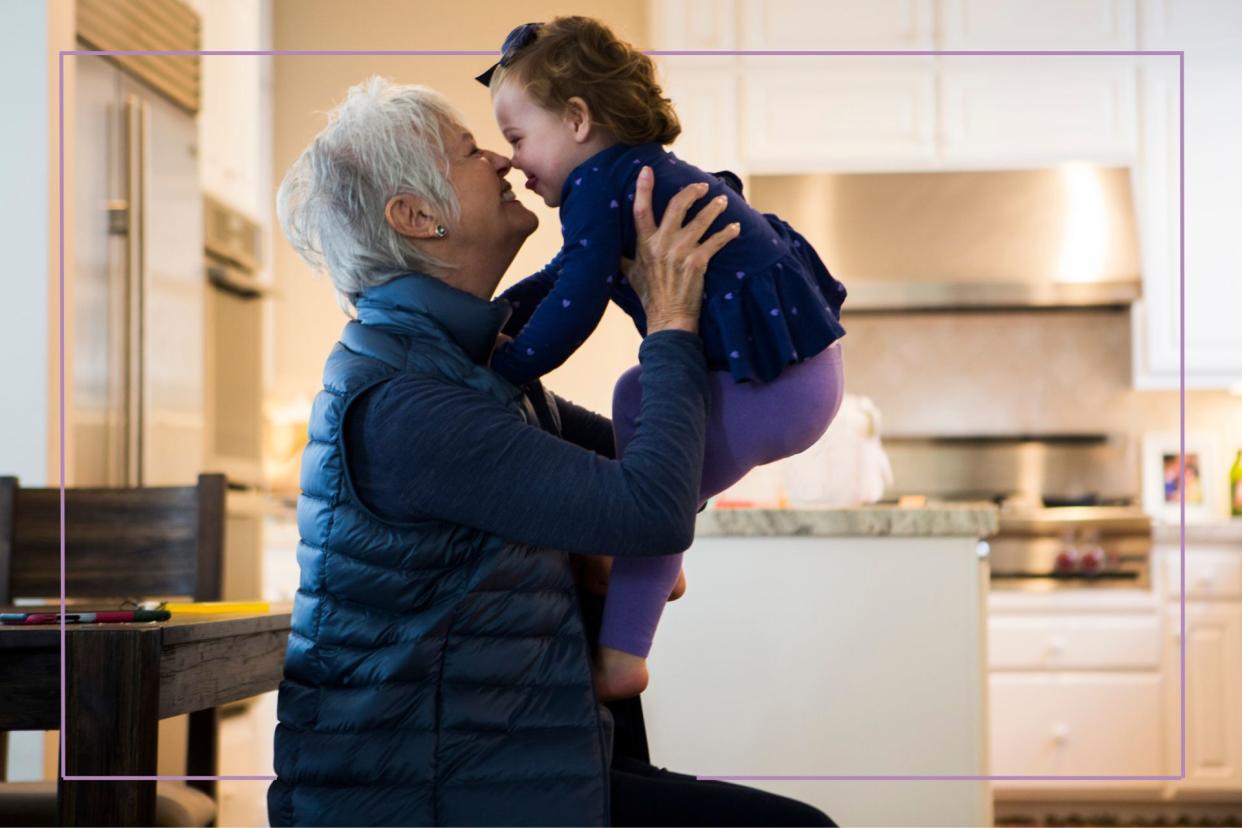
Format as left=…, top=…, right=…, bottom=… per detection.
left=490, top=16, right=681, bottom=146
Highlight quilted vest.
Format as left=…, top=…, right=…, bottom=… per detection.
left=268, top=274, right=610, bottom=826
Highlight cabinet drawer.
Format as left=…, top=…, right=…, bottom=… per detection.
left=990, top=672, right=1163, bottom=776
left=989, top=614, right=1161, bottom=670
left=1163, top=549, right=1242, bottom=600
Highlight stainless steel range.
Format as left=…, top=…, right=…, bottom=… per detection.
left=883, top=435, right=1153, bottom=591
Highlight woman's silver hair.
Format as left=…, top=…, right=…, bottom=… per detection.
left=277, top=76, right=465, bottom=312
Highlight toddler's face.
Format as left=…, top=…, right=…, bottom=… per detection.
left=492, top=79, right=591, bottom=209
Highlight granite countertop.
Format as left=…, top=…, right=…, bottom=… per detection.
left=696, top=503, right=999, bottom=538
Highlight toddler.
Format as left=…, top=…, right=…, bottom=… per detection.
left=476, top=17, right=847, bottom=700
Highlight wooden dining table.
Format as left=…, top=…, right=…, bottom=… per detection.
left=0, top=606, right=291, bottom=825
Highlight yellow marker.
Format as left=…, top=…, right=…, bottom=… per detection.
left=164, top=601, right=271, bottom=614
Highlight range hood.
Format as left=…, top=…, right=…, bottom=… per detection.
left=749, top=166, right=1142, bottom=312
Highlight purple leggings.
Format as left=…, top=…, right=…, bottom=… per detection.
left=600, top=341, right=845, bottom=657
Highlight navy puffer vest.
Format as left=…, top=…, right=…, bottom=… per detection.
left=268, top=275, right=610, bottom=826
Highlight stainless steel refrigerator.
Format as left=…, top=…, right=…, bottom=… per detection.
left=72, top=55, right=204, bottom=487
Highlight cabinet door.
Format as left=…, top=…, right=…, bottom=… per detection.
left=1138, top=0, right=1242, bottom=51
left=939, top=58, right=1137, bottom=165
left=647, top=0, right=737, bottom=50
left=740, top=0, right=933, bottom=50
left=741, top=59, right=936, bottom=171
left=1166, top=602, right=1242, bottom=791
left=657, top=61, right=742, bottom=174
left=1131, top=1, right=1242, bottom=388
left=990, top=672, right=1164, bottom=778
left=938, top=0, right=1136, bottom=50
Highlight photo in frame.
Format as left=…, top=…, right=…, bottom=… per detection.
left=1142, top=431, right=1222, bottom=524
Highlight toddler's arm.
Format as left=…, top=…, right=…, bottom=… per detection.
left=491, top=189, right=623, bottom=385
left=498, top=249, right=566, bottom=336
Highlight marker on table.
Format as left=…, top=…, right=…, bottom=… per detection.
left=0, top=610, right=172, bottom=625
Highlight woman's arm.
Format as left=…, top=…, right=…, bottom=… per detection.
left=348, top=331, right=707, bottom=557
left=350, top=170, right=739, bottom=557
left=548, top=391, right=616, bottom=458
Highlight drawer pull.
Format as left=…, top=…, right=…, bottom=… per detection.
left=1051, top=723, right=1071, bottom=745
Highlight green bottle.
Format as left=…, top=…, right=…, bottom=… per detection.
left=1232, top=450, right=1242, bottom=518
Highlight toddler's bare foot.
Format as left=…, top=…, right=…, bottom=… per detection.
left=594, top=646, right=650, bottom=701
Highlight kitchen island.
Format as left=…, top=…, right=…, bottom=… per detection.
left=641, top=504, right=998, bottom=828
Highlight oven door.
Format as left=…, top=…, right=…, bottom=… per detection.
left=203, top=261, right=266, bottom=487
left=988, top=534, right=1152, bottom=591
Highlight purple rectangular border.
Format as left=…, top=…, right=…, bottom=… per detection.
left=58, top=48, right=1187, bottom=784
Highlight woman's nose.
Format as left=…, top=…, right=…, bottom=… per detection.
left=488, top=150, right=512, bottom=175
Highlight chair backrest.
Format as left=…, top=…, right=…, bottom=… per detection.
left=0, top=474, right=225, bottom=604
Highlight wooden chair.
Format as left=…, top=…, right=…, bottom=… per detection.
left=0, top=474, right=226, bottom=827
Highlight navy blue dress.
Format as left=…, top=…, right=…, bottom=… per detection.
left=492, top=142, right=847, bottom=385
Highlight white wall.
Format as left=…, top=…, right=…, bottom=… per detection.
left=1, top=0, right=50, bottom=784
left=1, top=0, right=49, bottom=489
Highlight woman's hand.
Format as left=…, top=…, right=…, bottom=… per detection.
left=628, top=167, right=740, bottom=335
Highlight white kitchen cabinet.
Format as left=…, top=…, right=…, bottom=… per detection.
left=741, top=59, right=937, bottom=172
left=1138, top=0, right=1242, bottom=50
left=187, top=0, right=274, bottom=233
left=1163, top=546, right=1242, bottom=601
left=938, top=58, right=1137, bottom=165
left=988, top=613, right=1162, bottom=671
left=1131, top=0, right=1242, bottom=389
left=987, top=609, right=1165, bottom=795
left=938, top=0, right=1136, bottom=50
left=991, top=672, right=1164, bottom=777
left=648, top=0, right=736, bottom=50
left=659, top=61, right=742, bottom=175
left=653, top=1, right=1141, bottom=171
left=1160, top=541, right=1242, bottom=794
left=648, top=0, right=1242, bottom=385
left=739, top=0, right=934, bottom=51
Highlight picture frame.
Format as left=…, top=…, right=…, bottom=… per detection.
left=1142, top=431, right=1222, bottom=524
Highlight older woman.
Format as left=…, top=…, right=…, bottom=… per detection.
left=268, top=77, right=834, bottom=827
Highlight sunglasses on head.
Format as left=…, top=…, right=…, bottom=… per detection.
left=474, top=22, right=543, bottom=87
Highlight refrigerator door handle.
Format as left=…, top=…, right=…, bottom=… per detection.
left=122, top=94, right=147, bottom=487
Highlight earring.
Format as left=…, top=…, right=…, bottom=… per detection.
left=434, top=224, right=448, bottom=238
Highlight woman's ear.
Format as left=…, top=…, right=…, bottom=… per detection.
left=385, top=193, right=440, bottom=240
left=564, top=96, right=597, bottom=143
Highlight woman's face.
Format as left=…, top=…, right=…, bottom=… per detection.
left=442, top=122, right=538, bottom=246
left=492, top=79, right=588, bottom=208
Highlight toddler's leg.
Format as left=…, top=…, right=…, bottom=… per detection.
left=595, top=346, right=845, bottom=698
left=699, top=341, right=846, bottom=497
left=596, top=366, right=685, bottom=700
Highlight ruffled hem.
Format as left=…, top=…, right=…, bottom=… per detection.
left=701, top=213, right=848, bottom=383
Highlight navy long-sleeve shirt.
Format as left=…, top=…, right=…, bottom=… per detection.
left=345, top=324, right=710, bottom=559
left=490, top=142, right=848, bottom=385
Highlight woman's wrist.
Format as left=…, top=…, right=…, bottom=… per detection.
left=646, top=314, right=699, bottom=334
